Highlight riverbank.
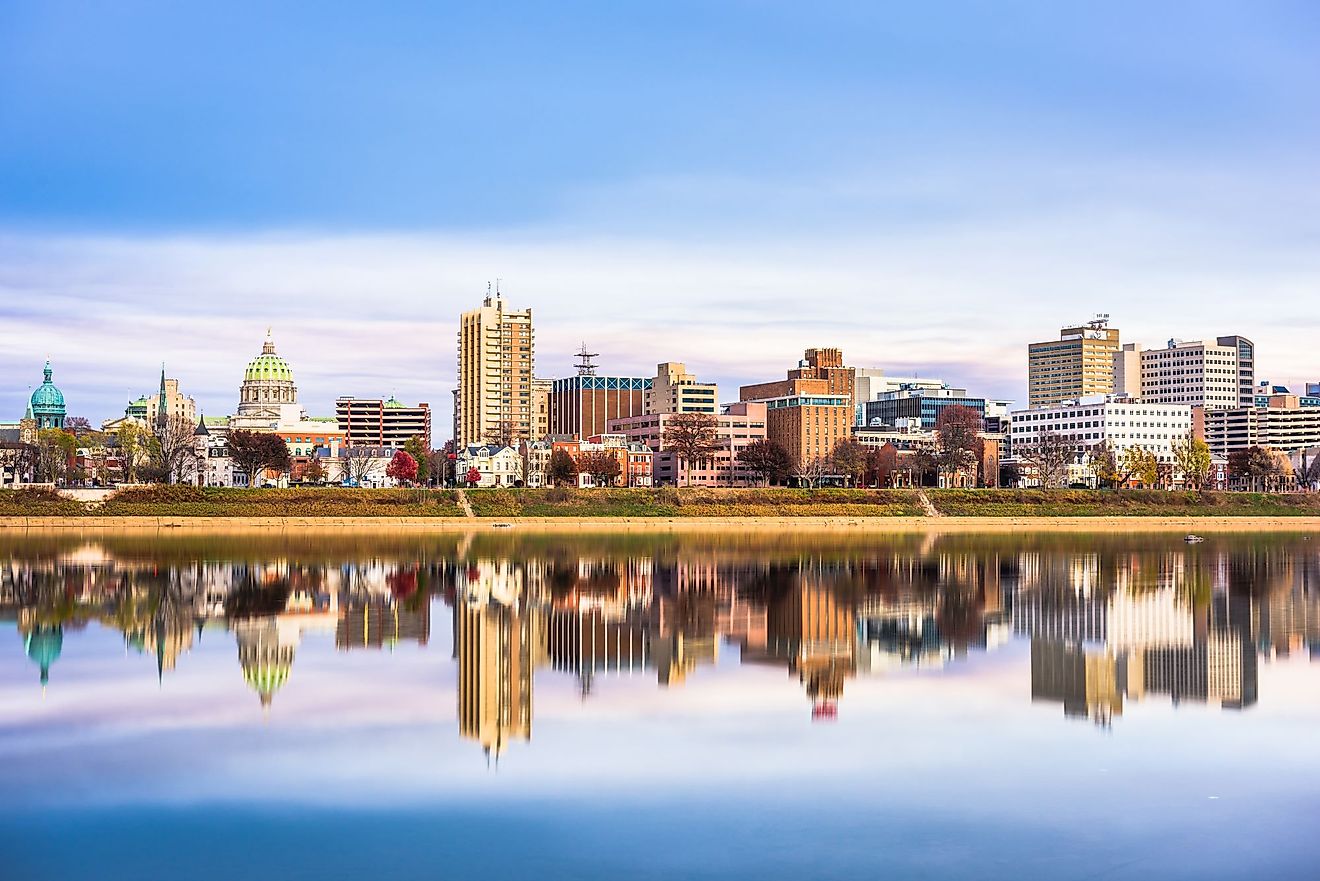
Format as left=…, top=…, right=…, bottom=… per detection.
left=3, top=486, right=1320, bottom=523
left=2, top=515, right=1319, bottom=533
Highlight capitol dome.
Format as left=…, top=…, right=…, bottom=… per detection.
left=244, top=335, right=295, bottom=383
left=29, top=361, right=67, bottom=429
left=235, top=331, right=300, bottom=423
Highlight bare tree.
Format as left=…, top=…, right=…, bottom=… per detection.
left=661, top=413, right=721, bottom=486
left=1019, top=431, right=1073, bottom=489
left=482, top=421, right=518, bottom=447
left=151, top=414, right=198, bottom=484
left=793, top=456, right=827, bottom=488
left=1298, top=448, right=1320, bottom=491
left=339, top=445, right=384, bottom=486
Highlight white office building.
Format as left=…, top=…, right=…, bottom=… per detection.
left=1009, top=396, right=1193, bottom=468
left=1114, top=336, right=1255, bottom=411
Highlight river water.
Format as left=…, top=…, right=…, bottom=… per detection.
left=2, top=529, right=1318, bottom=880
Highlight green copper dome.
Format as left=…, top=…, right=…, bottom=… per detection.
left=29, top=361, right=66, bottom=429
left=244, top=334, right=295, bottom=383
left=384, top=396, right=404, bottom=409
left=30, top=361, right=66, bottom=413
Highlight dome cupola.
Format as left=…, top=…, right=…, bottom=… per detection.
left=244, top=332, right=295, bottom=383
left=29, top=361, right=67, bottom=429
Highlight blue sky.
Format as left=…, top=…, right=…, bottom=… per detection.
left=2, top=1, right=1319, bottom=432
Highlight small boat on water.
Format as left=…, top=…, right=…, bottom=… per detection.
left=1185, top=534, right=1205, bottom=544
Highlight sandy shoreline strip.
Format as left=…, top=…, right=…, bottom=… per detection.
left=1, top=516, right=1319, bottom=533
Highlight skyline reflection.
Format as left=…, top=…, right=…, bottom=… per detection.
left=5, top=532, right=1319, bottom=754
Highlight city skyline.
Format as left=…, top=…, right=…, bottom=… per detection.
left=3, top=305, right=1315, bottom=442
left=3, top=3, right=1319, bottom=432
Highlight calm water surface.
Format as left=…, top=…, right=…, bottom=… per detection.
left=3, top=529, right=1319, bottom=880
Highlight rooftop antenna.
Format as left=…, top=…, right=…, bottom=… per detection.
left=495, top=277, right=503, bottom=299
left=575, top=343, right=599, bottom=376
left=484, top=281, right=493, bottom=306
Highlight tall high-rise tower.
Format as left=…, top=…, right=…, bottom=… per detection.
left=456, top=285, right=534, bottom=447
left=1027, top=316, right=1120, bottom=408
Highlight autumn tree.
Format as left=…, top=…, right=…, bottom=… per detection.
left=1171, top=434, right=1213, bottom=491
left=830, top=438, right=867, bottom=487
left=1269, top=449, right=1295, bottom=492
left=1122, top=446, right=1160, bottom=488
left=793, top=455, right=827, bottom=488
left=661, top=412, right=721, bottom=486
left=115, top=423, right=148, bottom=484
left=403, top=435, right=430, bottom=485
left=548, top=448, right=578, bottom=486
left=736, top=440, right=793, bottom=486
left=465, top=466, right=482, bottom=487
left=227, top=430, right=292, bottom=486
left=578, top=450, right=622, bottom=487
left=302, top=457, right=327, bottom=484
left=865, top=443, right=898, bottom=488
left=386, top=450, right=419, bottom=485
left=1088, top=441, right=1120, bottom=489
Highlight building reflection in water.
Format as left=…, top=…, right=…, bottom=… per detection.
left=3, top=537, right=1320, bottom=752
left=1014, top=551, right=1263, bottom=724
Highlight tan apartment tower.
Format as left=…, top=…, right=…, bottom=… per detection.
left=457, top=287, right=534, bottom=447
left=1027, top=316, right=1120, bottom=408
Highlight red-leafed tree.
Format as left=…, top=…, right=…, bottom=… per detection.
left=465, top=466, right=482, bottom=487
left=386, top=449, right=418, bottom=485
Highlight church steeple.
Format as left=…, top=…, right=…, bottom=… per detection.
left=156, top=364, right=169, bottom=427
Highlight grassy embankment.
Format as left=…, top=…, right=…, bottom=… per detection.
left=3, top=485, right=1320, bottom=518
left=466, top=487, right=924, bottom=517
left=927, top=489, right=1320, bottom=517
left=0, top=485, right=466, bottom=517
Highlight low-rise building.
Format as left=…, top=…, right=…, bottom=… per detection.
left=609, top=402, right=767, bottom=486
left=335, top=396, right=431, bottom=449
left=456, top=444, right=523, bottom=487
left=275, top=418, right=346, bottom=457
left=552, top=434, right=654, bottom=487
left=1202, top=395, right=1320, bottom=459
left=522, top=440, right=552, bottom=488
left=192, top=417, right=238, bottom=487
left=1008, top=396, right=1193, bottom=484
left=1253, top=381, right=1320, bottom=409
left=550, top=372, right=652, bottom=439
left=862, top=382, right=987, bottom=430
